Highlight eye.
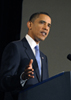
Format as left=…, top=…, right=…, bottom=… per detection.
left=48, top=24, right=51, bottom=28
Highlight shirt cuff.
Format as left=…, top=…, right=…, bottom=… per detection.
left=20, top=72, right=27, bottom=87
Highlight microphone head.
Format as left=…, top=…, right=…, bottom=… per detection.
left=67, top=54, right=71, bottom=61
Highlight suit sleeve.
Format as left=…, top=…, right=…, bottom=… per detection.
left=0, top=42, right=22, bottom=91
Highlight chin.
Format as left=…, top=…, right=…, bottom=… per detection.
left=36, top=37, right=46, bottom=42
left=39, top=38, right=45, bottom=41
left=41, top=37, right=46, bottom=41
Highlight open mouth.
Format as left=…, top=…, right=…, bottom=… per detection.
left=41, top=32, right=47, bottom=36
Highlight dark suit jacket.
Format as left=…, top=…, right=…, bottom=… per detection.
left=0, top=37, right=49, bottom=98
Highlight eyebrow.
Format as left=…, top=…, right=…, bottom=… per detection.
left=39, top=20, right=46, bottom=23
left=39, top=20, right=51, bottom=26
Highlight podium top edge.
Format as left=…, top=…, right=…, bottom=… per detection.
left=20, top=71, right=70, bottom=93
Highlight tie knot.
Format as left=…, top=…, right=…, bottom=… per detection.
left=35, top=45, right=39, bottom=50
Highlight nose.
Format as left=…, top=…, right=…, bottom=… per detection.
left=43, top=24, right=48, bottom=31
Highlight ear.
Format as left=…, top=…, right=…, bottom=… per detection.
left=27, top=21, right=32, bottom=30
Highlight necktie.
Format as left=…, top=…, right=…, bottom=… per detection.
left=35, top=45, right=41, bottom=75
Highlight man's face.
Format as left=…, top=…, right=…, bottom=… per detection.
left=28, top=14, right=51, bottom=43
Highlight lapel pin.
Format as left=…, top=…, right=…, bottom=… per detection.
left=42, top=57, right=44, bottom=59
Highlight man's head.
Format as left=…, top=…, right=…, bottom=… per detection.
left=27, top=12, right=51, bottom=44
left=29, top=12, right=51, bottom=22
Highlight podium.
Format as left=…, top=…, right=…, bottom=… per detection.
left=18, top=71, right=71, bottom=100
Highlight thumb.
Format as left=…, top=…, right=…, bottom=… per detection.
left=28, top=59, right=33, bottom=68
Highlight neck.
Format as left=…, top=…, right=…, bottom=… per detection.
left=27, top=33, right=40, bottom=44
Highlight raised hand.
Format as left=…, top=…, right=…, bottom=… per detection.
left=22, top=59, right=34, bottom=80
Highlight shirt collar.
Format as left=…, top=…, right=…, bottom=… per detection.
left=25, top=34, right=39, bottom=49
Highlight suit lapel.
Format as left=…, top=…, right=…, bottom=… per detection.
left=21, top=37, right=41, bottom=82
left=40, top=52, right=48, bottom=81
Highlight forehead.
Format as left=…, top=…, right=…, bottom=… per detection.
left=34, top=14, right=51, bottom=23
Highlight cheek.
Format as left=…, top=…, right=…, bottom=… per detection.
left=33, top=25, right=39, bottom=31
left=34, top=27, right=41, bottom=32
left=37, top=26, right=43, bottom=31
left=48, top=27, right=50, bottom=32
left=32, top=24, right=42, bottom=32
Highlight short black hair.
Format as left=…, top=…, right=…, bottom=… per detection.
left=29, top=12, right=51, bottom=22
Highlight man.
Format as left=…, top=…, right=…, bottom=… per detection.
left=0, top=12, right=51, bottom=100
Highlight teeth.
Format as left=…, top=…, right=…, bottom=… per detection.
left=41, top=32, right=46, bottom=35
left=42, top=32, right=46, bottom=35
left=43, top=33, right=45, bottom=35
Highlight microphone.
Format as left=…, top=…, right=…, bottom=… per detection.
left=67, top=54, right=71, bottom=61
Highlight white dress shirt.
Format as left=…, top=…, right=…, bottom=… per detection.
left=25, top=34, right=39, bottom=55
